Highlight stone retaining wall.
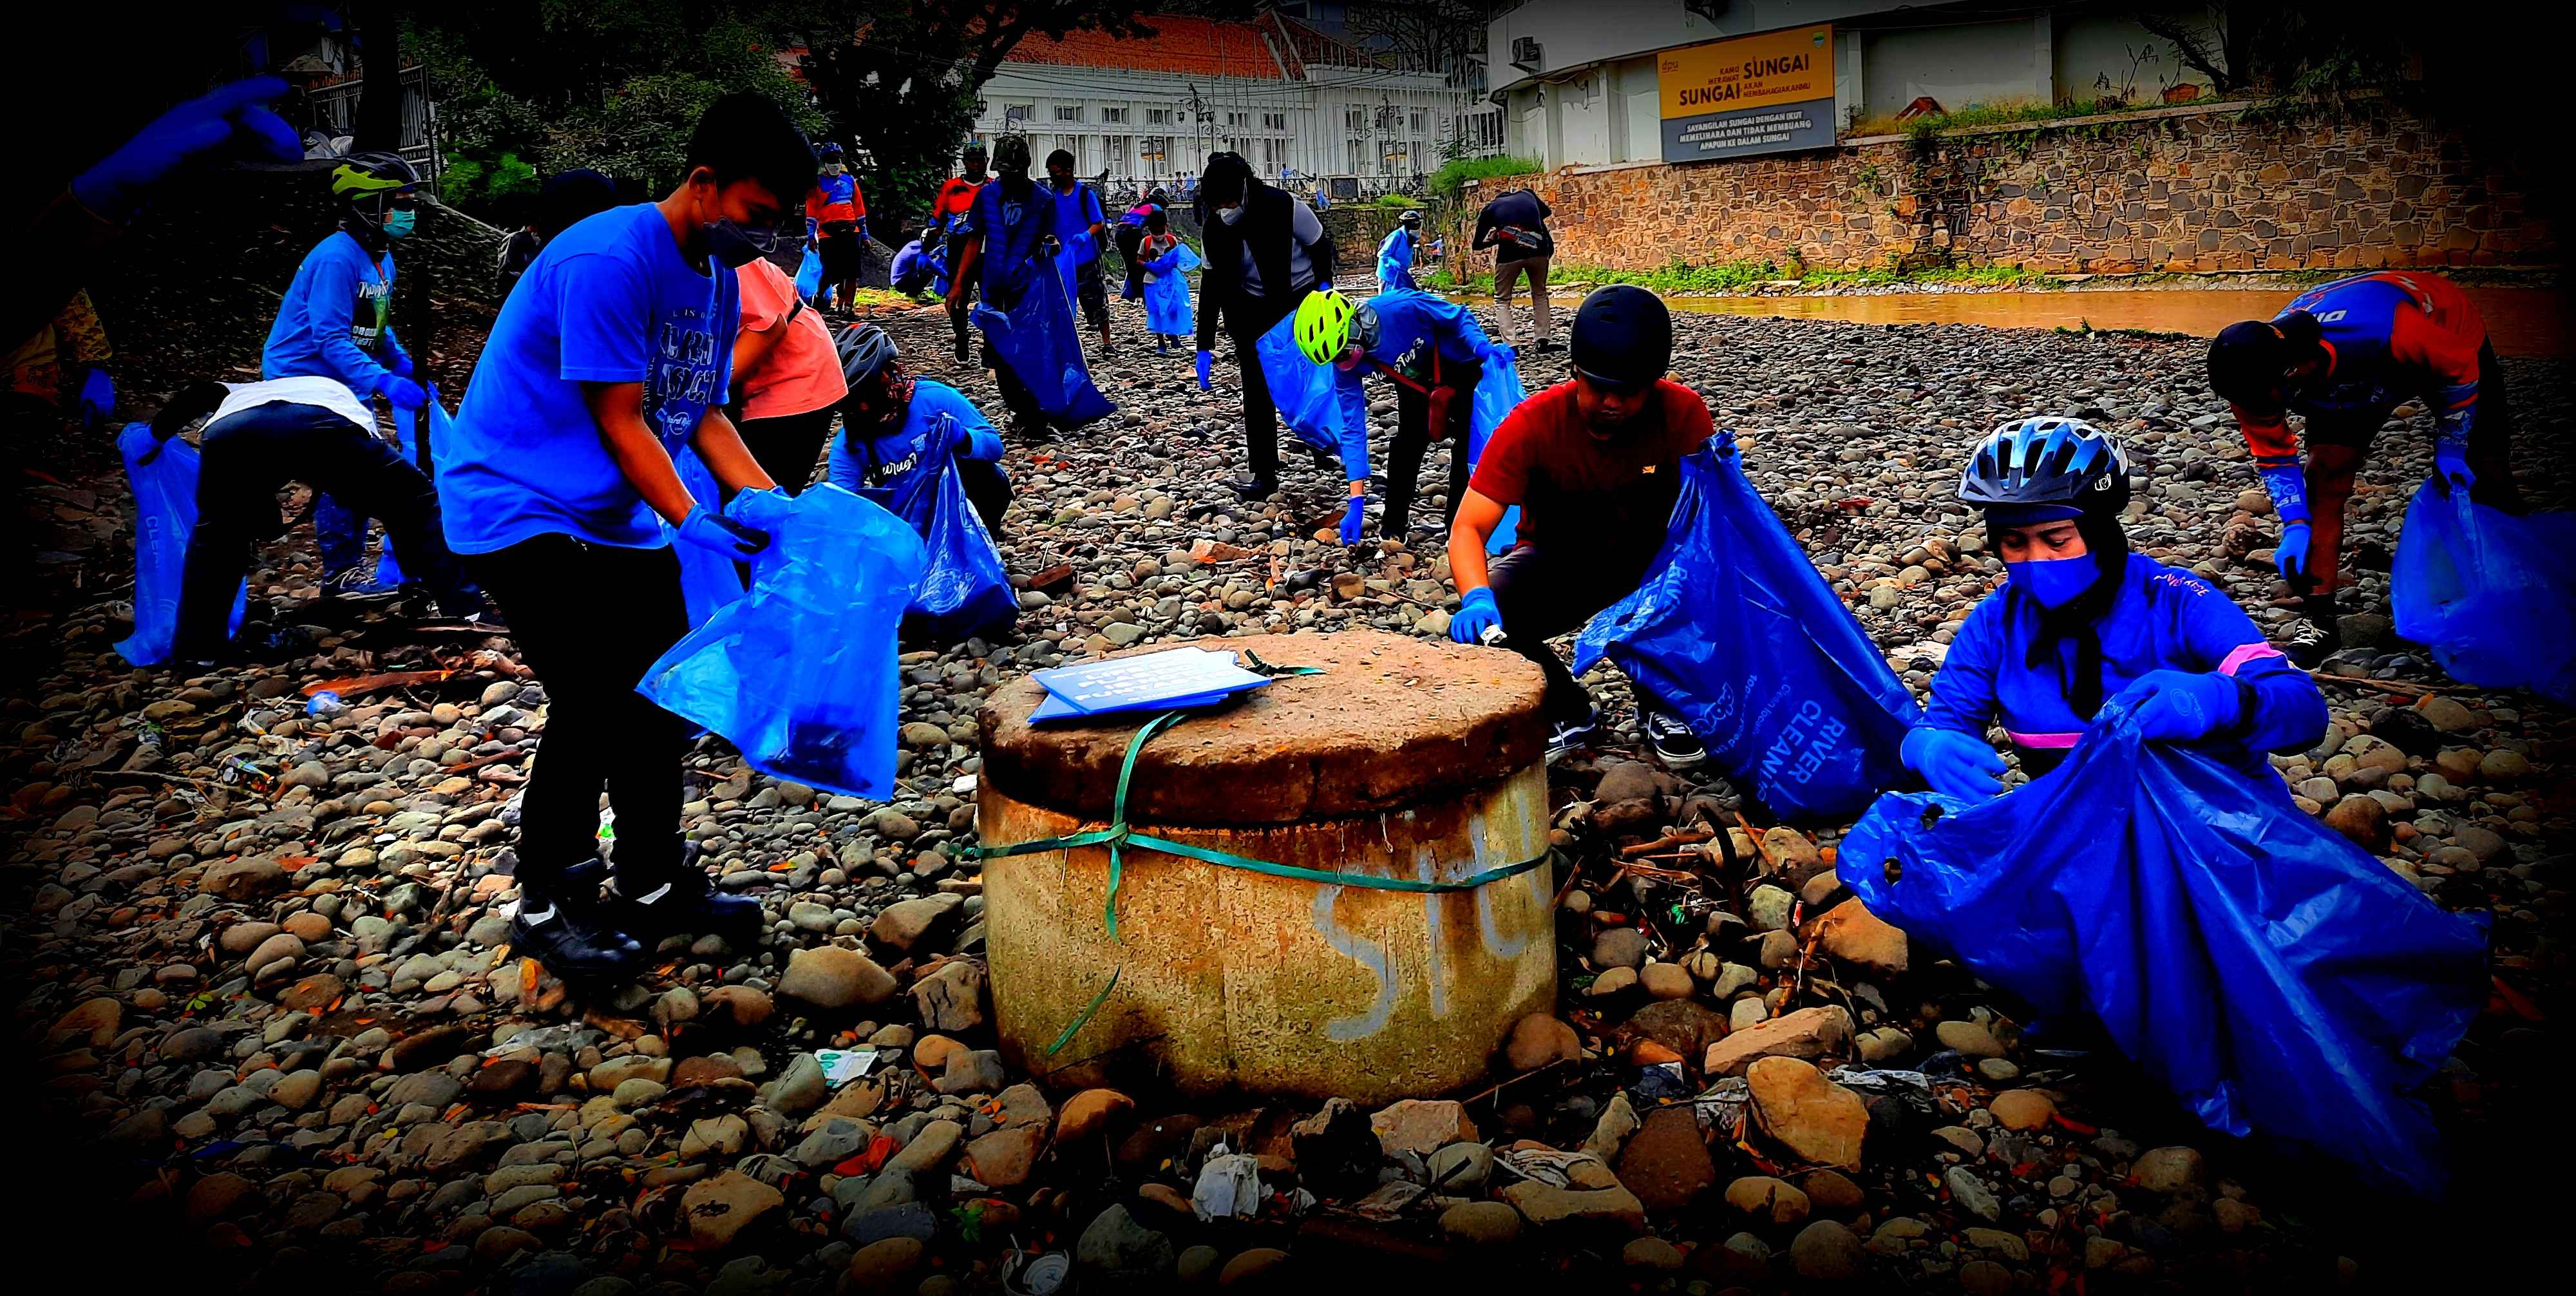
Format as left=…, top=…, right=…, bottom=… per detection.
left=1439, top=102, right=2550, bottom=277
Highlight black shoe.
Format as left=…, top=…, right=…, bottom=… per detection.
left=1641, top=704, right=1707, bottom=770
left=602, top=854, right=764, bottom=940
left=511, top=881, right=643, bottom=981
left=953, top=334, right=972, bottom=365
left=318, top=566, right=403, bottom=604
left=2283, top=615, right=2338, bottom=668
left=1545, top=707, right=1603, bottom=765
left=1534, top=339, right=1562, bottom=354
left=1230, top=475, right=1279, bottom=500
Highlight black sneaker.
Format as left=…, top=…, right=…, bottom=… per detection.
left=953, top=334, right=972, bottom=365
left=318, top=566, right=403, bottom=604
left=602, top=853, right=764, bottom=941
left=1545, top=708, right=1603, bottom=765
left=2282, top=613, right=2338, bottom=668
left=1534, top=339, right=1563, bottom=354
left=510, top=882, right=643, bottom=981
left=1229, top=475, right=1280, bottom=501
left=1642, top=705, right=1707, bottom=770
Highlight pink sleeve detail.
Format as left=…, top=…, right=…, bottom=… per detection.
left=2217, top=642, right=2286, bottom=676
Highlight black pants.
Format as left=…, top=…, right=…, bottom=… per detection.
left=1385, top=356, right=1482, bottom=539
left=1115, top=225, right=1146, bottom=300
left=960, top=459, right=1011, bottom=538
left=175, top=402, right=476, bottom=658
left=469, top=535, right=692, bottom=891
left=1486, top=539, right=1660, bottom=725
left=738, top=407, right=838, bottom=496
left=1222, top=291, right=1306, bottom=483
left=1073, top=258, right=1108, bottom=332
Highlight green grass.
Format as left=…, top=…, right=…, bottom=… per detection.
left=1425, top=155, right=1541, bottom=204
left=1370, top=193, right=1418, bottom=210
left=1424, top=258, right=2038, bottom=296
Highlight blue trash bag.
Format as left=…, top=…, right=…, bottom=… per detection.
left=1841, top=701, right=2492, bottom=1197
left=972, top=271, right=1115, bottom=426
left=2392, top=480, right=2576, bottom=705
left=1466, top=352, right=1527, bottom=553
left=1575, top=448, right=1920, bottom=821
left=1252, top=311, right=1364, bottom=476
left=370, top=394, right=444, bottom=588
left=667, top=446, right=749, bottom=629
left=1142, top=243, right=1200, bottom=336
left=116, top=422, right=245, bottom=665
left=638, top=484, right=927, bottom=799
left=793, top=243, right=824, bottom=301
left=856, top=414, right=1018, bottom=644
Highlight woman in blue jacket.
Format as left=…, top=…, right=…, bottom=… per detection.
left=1902, top=417, right=2328, bottom=798
left=824, top=325, right=1009, bottom=538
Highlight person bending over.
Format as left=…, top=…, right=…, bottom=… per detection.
left=1294, top=287, right=1510, bottom=544
left=826, top=324, right=1009, bottom=538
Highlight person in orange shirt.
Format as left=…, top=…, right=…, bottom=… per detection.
left=929, top=144, right=988, bottom=363
left=731, top=254, right=851, bottom=494
left=804, top=143, right=869, bottom=316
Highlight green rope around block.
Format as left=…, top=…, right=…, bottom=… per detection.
left=976, top=706, right=1553, bottom=1055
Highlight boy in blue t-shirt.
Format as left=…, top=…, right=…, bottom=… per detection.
left=1045, top=149, right=1109, bottom=345
left=439, top=94, right=816, bottom=979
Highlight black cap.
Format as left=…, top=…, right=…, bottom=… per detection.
left=2208, top=319, right=2293, bottom=408
left=1569, top=285, right=1672, bottom=390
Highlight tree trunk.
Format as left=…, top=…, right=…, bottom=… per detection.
left=352, top=4, right=406, bottom=153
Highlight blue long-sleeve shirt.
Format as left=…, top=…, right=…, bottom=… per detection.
left=826, top=379, right=1003, bottom=493
left=1924, top=553, right=2326, bottom=780
left=1329, top=289, right=1494, bottom=477
left=263, top=231, right=404, bottom=393
left=1376, top=227, right=1416, bottom=291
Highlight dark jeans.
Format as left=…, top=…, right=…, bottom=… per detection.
left=1486, top=539, right=1660, bottom=725
left=1115, top=225, right=1146, bottom=300
left=739, top=407, right=838, bottom=495
left=469, top=534, right=692, bottom=891
left=1073, top=257, right=1108, bottom=331
left=1222, top=290, right=1307, bottom=483
left=1386, top=356, right=1482, bottom=538
left=175, top=402, right=475, bottom=658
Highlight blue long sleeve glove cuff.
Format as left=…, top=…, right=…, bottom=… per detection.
left=1195, top=351, right=1213, bottom=391
left=2433, top=429, right=2476, bottom=489
left=1450, top=587, right=1502, bottom=646
left=2257, top=462, right=2310, bottom=524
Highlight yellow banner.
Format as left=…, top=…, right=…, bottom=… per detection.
left=1658, top=24, right=1833, bottom=120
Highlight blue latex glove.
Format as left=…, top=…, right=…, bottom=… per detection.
left=77, top=368, right=114, bottom=422
left=73, top=77, right=299, bottom=220
left=1450, top=587, right=1502, bottom=645
left=806, top=218, right=819, bottom=243
left=386, top=349, right=415, bottom=379
left=2275, top=520, right=2312, bottom=580
left=678, top=502, right=770, bottom=560
left=2434, top=434, right=2475, bottom=490
left=1481, top=342, right=1516, bottom=366
left=2112, top=669, right=2248, bottom=743
left=1338, top=496, right=1367, bottom=545
left=1196, top=350, right=1213, bottom=391
left=1900, top=726, right=2006, bottom=800
left=855, top=218, right=869, bottom=243
left=377, top=376, right=427, bottom=412
left=1710, top=428, right=1739, bottom=457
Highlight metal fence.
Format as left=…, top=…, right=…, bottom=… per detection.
left=1092, top=173, right=1427, bottom=210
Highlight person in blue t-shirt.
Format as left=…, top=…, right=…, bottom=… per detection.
left=261, top=151, right=429, bottom=601
left=1044, top=149, right=1109, bottom=345
left=825, top=324, right=1009, bottom=538
left=439, top=94, right=817, bottom=980
left=946, top=135, right=1063, bottom=432
left=1296, top=287, right=1511, bottom=544
left=1900, top=417, right=2327, bottom=801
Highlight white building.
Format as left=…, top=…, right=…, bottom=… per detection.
left=1485, top=0, right=2226, bottom=169
left=971, top=10, right=1503, bottom=193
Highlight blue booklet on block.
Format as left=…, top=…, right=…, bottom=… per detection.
left=1030, top=647, right=1271, bottom=722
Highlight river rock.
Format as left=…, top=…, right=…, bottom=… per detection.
left=1747, top=1057, right=1867, bottom=1171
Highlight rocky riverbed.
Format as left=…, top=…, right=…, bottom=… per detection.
left=4, top=289, right=2565, bottom=1293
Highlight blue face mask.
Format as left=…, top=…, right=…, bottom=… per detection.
left=381, top=209, right=417, bottom=239
left=2008, top=555, right=2099, bottom=609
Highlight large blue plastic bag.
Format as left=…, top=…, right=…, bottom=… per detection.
left=1466, top=352, right=1526, bottom=553
left=972, top=272, right=1113, bottom=426
left=1841, top=705, right=2490, bottom=1196
left=2392, top=481, right=2576, bottom=704
left=1575, top=448, right=1920, bottom=821
left=638, top=484, right=927, bottom=799
left=1252, top=311, right=1362, bottom=475
left=856, top=414, right=1017, bottom=644
left=116, top=423, right=244, bottom=665
left=793, top=244, right=824, bottom=301
left=1142, top=243, right=1199, bottom=336
left=370, top=395, right=443, bottom=588
left=667, top=446, right=748, bottom=629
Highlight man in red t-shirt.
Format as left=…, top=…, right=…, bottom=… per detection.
left=1450, top=285, right=1712, bottom=766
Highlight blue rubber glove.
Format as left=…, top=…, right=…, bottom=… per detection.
left=678, top=502, right=770, bottom=560
left=806, top=218, right=819, bottom=244
left=2434, top=434, right=2475, bottom=490
left=2275, top=520, right=2311, bottom=580
left=1196, top=350, right=1213, bottom=391
left=76, top=368, right=114, bottom=423
left=73, top=77, right=299, bottom=221
left=1710, top=428, right=1739, bottom=457
left=1450, top=587, right=1502, bottom=646
left=855, top=218, right=869, bottom=243
left=1900, top=727, right=2006, bottom=800
left=377, top=376, right=427, bottom=412
left=386, top=349, right=415, bottom=379
left=2112, top=669, right=2248, bottom=743
left=1338, top=496, right=1367, bottom=545
left=1481, top=342, right=1516, bottom=366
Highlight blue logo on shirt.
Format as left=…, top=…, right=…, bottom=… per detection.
left=653, top=316, right=724, bottom=439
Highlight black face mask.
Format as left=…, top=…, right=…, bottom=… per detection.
left=703, top=219, right=777, bottom=269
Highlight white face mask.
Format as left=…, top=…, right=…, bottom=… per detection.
left=1217, top=205, right=1244, bottom=225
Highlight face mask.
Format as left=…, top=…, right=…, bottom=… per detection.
left=702, top=219, right=775, bottom=269
left=2008, top=556, right=2099, bottom=609
left=381, top=209, right=417, bottom=239
left=1217, top=205, right=1244, bottom=225
left=824, top=163, right=846, bottom=176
